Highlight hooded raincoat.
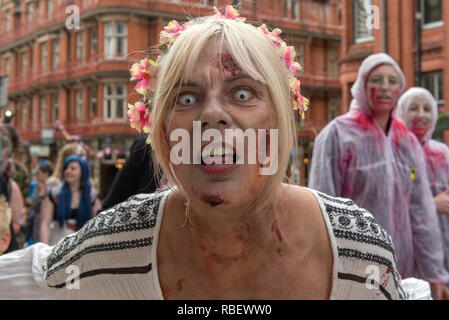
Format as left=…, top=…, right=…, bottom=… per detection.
left=396, top=87, right=449, bottom=272
left=309, top=53, right=449, bottom=283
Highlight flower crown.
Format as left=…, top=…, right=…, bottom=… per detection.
left=128, top=5, right=310, bottom=145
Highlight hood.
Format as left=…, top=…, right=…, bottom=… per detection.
left=349, top=53, right=406, bottom=116
left=395, top=87, right=438, bottom=144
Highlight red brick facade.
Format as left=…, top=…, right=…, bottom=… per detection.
left=340, top=0, right=449, bottom=143
left=0, top=0, right=341, bottom=191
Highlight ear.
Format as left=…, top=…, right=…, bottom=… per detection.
left=0, top=231, right=11, bottom=255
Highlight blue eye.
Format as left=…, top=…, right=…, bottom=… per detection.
left=178, top=94, right=197, bottom=106
left=234, top=89, right=252, bottom=101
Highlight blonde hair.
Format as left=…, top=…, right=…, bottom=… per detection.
left=52, top=143, right=86, bottom=180
left=150, top=16, right=297, bottom=203
left=0, top=196, right=11, bottom=238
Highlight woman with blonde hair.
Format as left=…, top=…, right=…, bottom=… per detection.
left=0, top=6, right=425, bottom=299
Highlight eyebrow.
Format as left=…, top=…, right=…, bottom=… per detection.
left=224, top=74, right=256, bottom=83
left=174, top=74, right=257, bottom=88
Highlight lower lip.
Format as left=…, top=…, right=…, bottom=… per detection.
left=199, top=163, right=237, bottom=176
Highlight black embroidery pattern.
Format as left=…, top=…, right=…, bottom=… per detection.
left=333, top=230, right=395, bottom=254
left=317, top=192, right=407, bottom=299
left=45, top=189, right=170, bottom=275
left=338, top=248, right=406, bottom=299
left=46, top=238, right=153, bottom=278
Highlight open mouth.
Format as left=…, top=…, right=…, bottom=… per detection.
left=200, top=145, right=238, bottom=165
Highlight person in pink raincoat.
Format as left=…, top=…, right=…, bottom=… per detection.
left=308, top=53, right=449, bottom=299
left=396, top=87, right=449, bottom=288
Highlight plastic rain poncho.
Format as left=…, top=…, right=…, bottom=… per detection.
left=308, top=53, right=449, bottom=283
left=396, top=87, right=449, bottom=272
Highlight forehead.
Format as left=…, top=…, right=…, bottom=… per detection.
left=409, top=96, right=432, bottom=106
left=368, top=64, right=399, bottom=78
left=66, top=161, right=80, bottom=168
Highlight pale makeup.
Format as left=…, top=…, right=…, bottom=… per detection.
left=406, top=98, right=433, bottom=143
left=366, top=64, right=401, bottom=115
left=164, top=39, right=275, bottom=209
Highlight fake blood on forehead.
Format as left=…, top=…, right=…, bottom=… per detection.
left=213, top=53, right=242, bottom=77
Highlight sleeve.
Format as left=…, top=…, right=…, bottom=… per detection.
left=308, top=122, right=343, bottom=197
left=410, top=143, right=449, bottom=283
left=0, top=243, right=56, bottom=299
left=101, top=137, right=155, bottom=210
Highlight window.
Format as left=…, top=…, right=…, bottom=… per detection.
left=27, top=2, right=35, bottom=23
left=291, top=0, right=299, bottom=20
left=22, top=101, right=29, bottom=129
left=5, top=9, right=11, bottom=33
left=420, top=0, right=442, bottom=26
left=283, top=0, right=299, bottom=20
left=52, top=39, right=60, bottom=69
left=354, top=0, right=373, bottom=43
left=48, top=0, right=54, bottom=20
left=41, top=96, right=47, bottom=126
left=89, top=27, right=98, bottom=56
left=422, top=71, right=444, bottom=106
left=22, top=52, right=28, bottom=76
left=328, top=47, right=338, bottom=77
left=89, top=85, right=97, bottom=117
left=4, top=57, right=10, bottom=76
left=76, top=32, right=83, bottom=61
left=76, top=89, right=83, bottom=122
left=294, top=42, right=304, bottom=68
left=0, top=76, right=8, bottom=108
left=41, top=43, right=48, bottom=72
left=52, top=93, right=59, bottom=123
left=103, top=84, right=126, bottom=120
left=104, top=22, right=127, bottom=59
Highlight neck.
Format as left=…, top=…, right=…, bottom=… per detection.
left=183, top=188, right=281, bottom=265
left=374, top=110, right=392, bottom=134
left=68, top=181, right=80, bottom=192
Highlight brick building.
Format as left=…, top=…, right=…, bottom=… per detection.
left=339, top=0, right=449, bottom=143
left=0, top=0, right=342, bottom=192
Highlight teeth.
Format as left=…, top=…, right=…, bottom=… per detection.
left=202, top=146, right=233, bottom=158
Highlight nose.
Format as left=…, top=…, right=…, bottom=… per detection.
left=380, top=77, right=390, bottom=90
left=199, top=96, right=232, bottom=131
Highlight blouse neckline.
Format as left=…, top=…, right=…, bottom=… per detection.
left=151, top=187, right=338, bottom=300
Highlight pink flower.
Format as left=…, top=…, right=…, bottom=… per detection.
left=289, top=77, right=309, bottom=119
left=159, top=20, right=190, bottom=47
left=281, top=44, right=302, bottom=76
left=214, top=5, right=246, bottom=21
left=258, top=24, right=285, bottom=47
left=129, top=59, right=158, bottom=95
left=128, top=101, right=152, bottom=133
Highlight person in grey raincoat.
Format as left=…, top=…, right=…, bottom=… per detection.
left=308, top=53, right=449, bottom=299
left=396, top=87, right=449, bottom=284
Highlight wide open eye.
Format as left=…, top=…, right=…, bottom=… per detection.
left=177, top=93, right=197, bottom=106
left=233, top=89, right=252, bottom=102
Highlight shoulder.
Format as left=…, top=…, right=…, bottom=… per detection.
left=313, top=191, right=407, bottom=299
left=429, top=139, right=449, bottom=155
left=44, top=187, right=172, bottom=288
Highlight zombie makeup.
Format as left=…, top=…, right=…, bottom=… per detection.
left=406, top=99, right=433, bottom=143
left=366, top=64, right=401, bottom=114
left=212, top=53, right=242, bottom=77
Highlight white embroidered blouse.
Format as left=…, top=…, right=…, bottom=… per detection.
left=0, top=188, right=428, bottom=299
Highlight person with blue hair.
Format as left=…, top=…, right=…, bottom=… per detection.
left=39, top=155, right=101, bottom=245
